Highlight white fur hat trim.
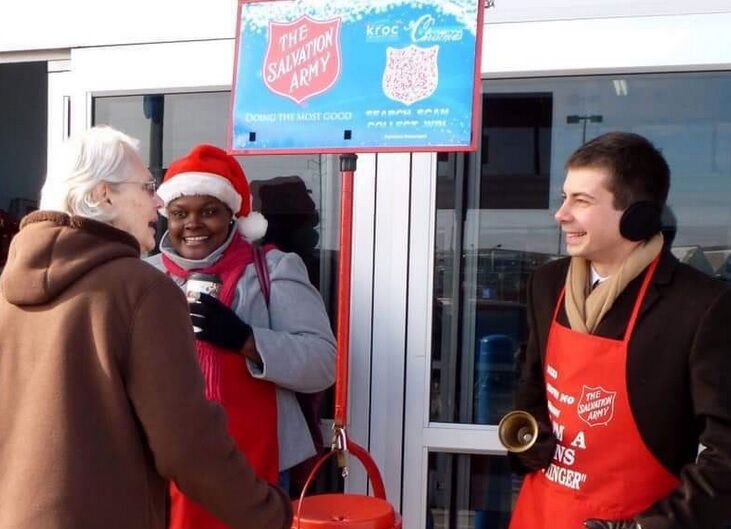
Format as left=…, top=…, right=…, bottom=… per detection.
left=157, top=172, right=242, bottom=217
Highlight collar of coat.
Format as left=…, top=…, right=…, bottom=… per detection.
left=553, top=248, right=680, bottom=331
left=21, top=210, right=141, bottom=252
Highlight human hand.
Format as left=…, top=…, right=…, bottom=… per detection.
left=584, top=519, right=641, bottom=529
left=189, top=292, right=252, bottom=352
left=509, top=418, right=557, bottom=473
left=513, top=433, right=556, bottom=471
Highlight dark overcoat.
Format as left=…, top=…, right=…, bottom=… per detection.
left=514, top=250, right=731, bottom=529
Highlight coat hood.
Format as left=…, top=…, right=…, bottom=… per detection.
left=1, top=211, right=140, bottom=306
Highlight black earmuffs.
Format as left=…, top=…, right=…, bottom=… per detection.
left=619, top=201, right=662, bottom=241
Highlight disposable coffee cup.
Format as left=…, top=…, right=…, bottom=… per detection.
left=186, top=273, right=222, bottom=301
left=186, top=273, right=222, bottom=334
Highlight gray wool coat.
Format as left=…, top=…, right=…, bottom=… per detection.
left=146, top=229, right=336, bottom=470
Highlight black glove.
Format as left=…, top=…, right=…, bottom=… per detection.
left=189, top=292, right=252, bottom=352
left=584, top=519, right=641, bottom=529
left=510, top=420, right=557, bottom=473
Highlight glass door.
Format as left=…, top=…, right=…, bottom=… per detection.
left=404, top=71, right=731, bottom=529
left=46, top=39, right=383, bottom=494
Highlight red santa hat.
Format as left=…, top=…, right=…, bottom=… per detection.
left=157, top=144, right=267, bottom=241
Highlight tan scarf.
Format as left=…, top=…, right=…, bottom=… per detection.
left=564, top=233, right=663, bottom=334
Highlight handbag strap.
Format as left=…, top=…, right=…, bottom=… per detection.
left=252, top=245, right=271, bottom=307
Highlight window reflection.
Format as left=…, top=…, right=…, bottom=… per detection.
left=430, top=71, right=731, bottom=426
left=428, top=453, right=518, bottom=529
left=0, top=62, right=46, bottom=269
left=480, top=93, right=552, bottom=210
left=93, top=92, right=342, bottom=493
left=94, top=92, right=342, bottom=322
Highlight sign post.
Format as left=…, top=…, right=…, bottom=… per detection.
left=229, top=0, right=484, bottom=518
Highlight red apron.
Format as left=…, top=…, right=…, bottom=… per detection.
left=509, top=258, right=679, bottom=529
left=164, top=236, right=279, bottom=529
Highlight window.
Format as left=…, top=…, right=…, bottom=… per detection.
left=429, top=71, right=731, bottom=528
left=0, top=62, right=47, bottom=268
left=428, top=453, right=517, bottom=529
left=93, top=92, right=342, bottom=319
left=480, top=93, right=552, bottom=209
left=94, top=91, right=343, bottom=492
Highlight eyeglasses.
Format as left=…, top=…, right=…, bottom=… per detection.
left=111, top=180, right=158, bottom=196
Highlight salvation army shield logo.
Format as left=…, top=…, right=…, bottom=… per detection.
left=262, top=16, right=341, bottom=104
left=577, top=385, right=617, bottom=427
left=382, top=45, right=439, bottom=106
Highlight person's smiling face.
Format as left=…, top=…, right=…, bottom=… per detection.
left=166, top=195, right=233, bottom=260
left=555, top=166, right=638, bottom=276
left=105, top=152, right=162, bottom=253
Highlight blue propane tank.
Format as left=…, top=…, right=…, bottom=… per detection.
left=474, top=334, right=516, bottom=425
left=474, top=334, right=517, bottom=529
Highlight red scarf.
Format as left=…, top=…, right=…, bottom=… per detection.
left=164, top=234, right=282, bottom=519
left=162, top=234, right=253, bottom=402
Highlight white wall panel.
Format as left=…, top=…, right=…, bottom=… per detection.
left=3, top=0, right=729, bottom=54
left=484, top=12, right=731, bottom=76
left=485, top=0, right=731, bottom=23
left=46, top=65, right=72, bottom=173
left=344, top=153, right=378, bottom=494
left=47, top=40, right=237, bottom=171
left=71, top=40, right=234, bottom=93
left=1, top=0, right=237, bottom=52
left=368, top=152, right=412, bottom=506
left=402, top=152, right=436, bottom=528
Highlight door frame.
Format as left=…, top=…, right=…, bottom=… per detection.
left=45, top=38, right=386, bottom=496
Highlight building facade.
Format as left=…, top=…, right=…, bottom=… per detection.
left=1, top=1, right=731, bottom=528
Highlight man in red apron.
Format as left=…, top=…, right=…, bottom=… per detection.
left=509, top=132, right=731, bottom=529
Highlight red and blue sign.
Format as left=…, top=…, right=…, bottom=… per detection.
left=228, top=0, right=484, bottom=154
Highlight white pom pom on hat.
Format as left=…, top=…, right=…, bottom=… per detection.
left=156, top=144, right=267, bottom=241
left=236, top=211, right=268, bottom=242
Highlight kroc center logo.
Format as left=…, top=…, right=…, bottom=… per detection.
left=365, top=21, right=402, bottom=42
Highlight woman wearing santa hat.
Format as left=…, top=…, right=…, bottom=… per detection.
left=146, top=144, right=336, bottom=529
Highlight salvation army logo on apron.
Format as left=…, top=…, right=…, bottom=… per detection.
left=382, top=45, right=439, bottom=105
left=577, top=385, right=617, bottom=427
left=262, top=16, right=342, bottom=104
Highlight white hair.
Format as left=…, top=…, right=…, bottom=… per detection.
left=39, top=125, right=142, bottom=222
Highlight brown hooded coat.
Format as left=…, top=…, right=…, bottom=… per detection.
left=0, top=211, right=291, bottom=529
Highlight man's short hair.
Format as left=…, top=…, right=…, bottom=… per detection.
left=565, top=131, right=670, bottom=211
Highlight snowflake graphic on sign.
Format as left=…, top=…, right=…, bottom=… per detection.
left=262, top=15, right=342, bottom=104
left=577, top=385, right=617, bottom=427
left=382, top=45, right=439, bottom=106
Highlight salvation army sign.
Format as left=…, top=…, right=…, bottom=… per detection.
left=577, top=385, right=617, bottom=427
left=262, top=16, right=341, bottom=104
left=228, top=0, right=484, bottom=154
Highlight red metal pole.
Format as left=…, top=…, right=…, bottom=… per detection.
left=318, top=154, right=388, bottom=490
left=334, top=153, right=357, bottom=429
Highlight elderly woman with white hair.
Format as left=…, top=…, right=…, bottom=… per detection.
left=0, top=126, right=291, bottom=529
